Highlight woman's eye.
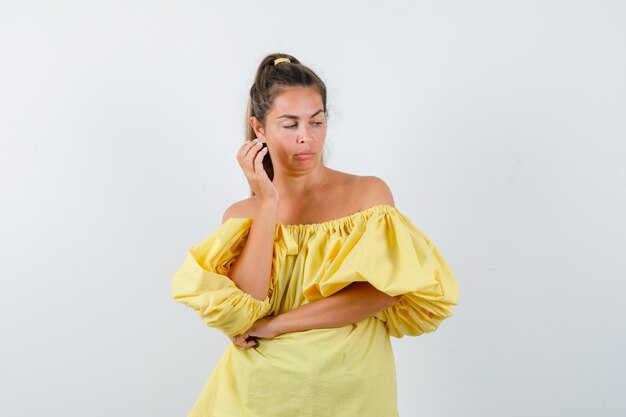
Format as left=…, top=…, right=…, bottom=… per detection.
left=284, top=122, right=323, bottom=129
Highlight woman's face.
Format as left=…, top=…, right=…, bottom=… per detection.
left=251, top=86, right=327, bottom=173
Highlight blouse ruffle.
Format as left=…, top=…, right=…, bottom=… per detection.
left=171, top=204, right=458, bottom=339
left=308, top=205, right=459, bottom=338
left=171, top=218, right=276, bottom=338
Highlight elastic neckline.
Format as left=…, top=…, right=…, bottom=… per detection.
left=279, top=203, right=397, bottom=228
left=228, top=204, right=399, bottom=231
left=279, top=204, right=399, bottom=234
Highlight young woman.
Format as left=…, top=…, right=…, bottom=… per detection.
left=172, top=53, right=459, bottom=417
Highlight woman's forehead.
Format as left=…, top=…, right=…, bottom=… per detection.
left=272, top=87, right=323, bottom=113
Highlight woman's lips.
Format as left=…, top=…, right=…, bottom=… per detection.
left=295, top=152, right=314, bottom=160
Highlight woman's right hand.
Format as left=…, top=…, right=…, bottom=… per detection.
left=230, top=334, right=258, bottom=348
left=237, top=138, right=279, bottom=201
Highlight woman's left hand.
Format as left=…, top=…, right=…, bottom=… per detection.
left=230, top=316, right=280, bottom=348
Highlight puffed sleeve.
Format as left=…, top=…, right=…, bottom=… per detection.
left=318, top=208, right=459, bottom=338
left=171, top=218, right=274, bottom=338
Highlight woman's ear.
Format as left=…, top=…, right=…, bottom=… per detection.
left=250, top=116, right=265, bottom=140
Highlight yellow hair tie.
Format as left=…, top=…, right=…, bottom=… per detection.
left=274, top=57, right=291, bottom=65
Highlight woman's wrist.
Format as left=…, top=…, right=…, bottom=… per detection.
left=258, top=197, right=279, bottom=205
left=255, top=197, right=279, bottom=217
left=268, top=315, right=286, bottom=337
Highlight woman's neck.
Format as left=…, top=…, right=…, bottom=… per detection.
left=272, top=165, right=333, bottom=199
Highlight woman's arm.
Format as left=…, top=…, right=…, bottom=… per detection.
left=269, top=281, right=401, bottom=336
left=222, top=198, right=277, bottom=301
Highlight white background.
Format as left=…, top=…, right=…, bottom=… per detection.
left=1, top=1, right=624, bottom=416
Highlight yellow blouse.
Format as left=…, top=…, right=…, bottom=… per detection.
left=172, top=204, right=459, bottom=417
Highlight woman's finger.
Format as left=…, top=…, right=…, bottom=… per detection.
left=239, top=140, right=261, bottom=170
left=237, top=140, right=261, bottom=178
left=230, top=334, right=257, bottom=348
left=236, top=140, right=253, bottom=159
left=236, top=139, right=260, bottom=161
left=253, top=147, right=267, bottom=174
left=240, top=138, right=260, bottom=154
left=245, top=141, right=263, bottom=165
left=231, top=335, right=246, bottom=347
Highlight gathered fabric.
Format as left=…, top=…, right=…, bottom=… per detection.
left=172, top=204, right=459, bottom=417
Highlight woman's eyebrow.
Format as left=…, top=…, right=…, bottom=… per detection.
left=276, top=109, right=325, bottom=120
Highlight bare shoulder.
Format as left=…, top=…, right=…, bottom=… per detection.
left=325, top=168, right=395, bottom=209
left=221, top=198, right=256, bottom=224
left=355, top=175, right=395, bottom=208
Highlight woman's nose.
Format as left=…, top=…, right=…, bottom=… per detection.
left=297, top=126, right=312, bottom=142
